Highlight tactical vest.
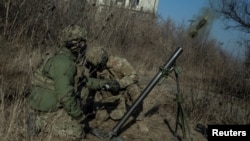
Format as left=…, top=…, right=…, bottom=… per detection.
left=31, top=52, right=56, bottom=91
left=31, top=52, right=85, bottom=94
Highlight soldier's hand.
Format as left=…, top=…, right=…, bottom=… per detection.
left=101, top=80, right=120, bottom=93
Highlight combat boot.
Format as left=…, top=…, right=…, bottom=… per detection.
left=110, top=97, right=126, bottom=120
left=93, top=109, right=109, bottom=126
left=110, top=109, right=126, bottom=120
left=27, top=112, right=40, bottom=141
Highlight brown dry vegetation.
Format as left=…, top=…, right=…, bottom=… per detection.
left=0, top=1, right=249, bottom=141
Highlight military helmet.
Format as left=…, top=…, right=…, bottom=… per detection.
left=61, top=25, right=87, bottom=42
left=85, top=47, right=108, bottom=68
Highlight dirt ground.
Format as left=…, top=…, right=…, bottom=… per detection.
left=81, top=76, right=208, bottom=141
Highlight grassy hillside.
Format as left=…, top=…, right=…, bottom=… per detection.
left=0, top=1, right=249, bottom=140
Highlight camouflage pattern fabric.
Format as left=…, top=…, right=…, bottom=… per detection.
left=28, top=47, right=84, bottom=118
left=60, top=25, right=87, bottom=42
left=34, top=109, right=85, bottom=140
left=28, top=46, right=115, bottom=139
left=28, top=47, right=85, bottom=140
left=85, top=46, right=108, bottom=67
left=99, top=55, right=141, bottom=99
left=96, top=55, right=142, bottom=120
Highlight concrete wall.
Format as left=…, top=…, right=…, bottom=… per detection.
left=130, top=0, right=159, bottom=14
left=87, top=0, right=159, bottom=14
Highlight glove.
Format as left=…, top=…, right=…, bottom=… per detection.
left=100, top=80, right=120, bottom=93
left=86, top=77, right=120, bottom=92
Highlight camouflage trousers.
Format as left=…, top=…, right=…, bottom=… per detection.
left=29, top=109, right=84, bottom=140
left=95, top=84, right=143, bottom=121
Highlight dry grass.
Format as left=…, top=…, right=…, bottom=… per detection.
left=0, top=0, right=249, bottom=140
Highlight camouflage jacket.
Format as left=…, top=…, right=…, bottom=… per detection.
left=98, top=55, right=139, bottom=89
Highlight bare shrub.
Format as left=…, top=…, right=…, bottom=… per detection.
left=1, top=0, right=89, bottom=45
left=0, top=1, right=249, bottom=140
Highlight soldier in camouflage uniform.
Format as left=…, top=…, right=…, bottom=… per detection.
left=27, top=25, right=120, bottom=140
left=85, top=46, right=144, bottom=122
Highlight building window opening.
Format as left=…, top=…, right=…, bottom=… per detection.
left=131, top=0, right=140, bottom=8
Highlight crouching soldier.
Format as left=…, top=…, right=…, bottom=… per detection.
left=84, top=46, right=145, bottom=125
left=27, top=25, right=119, bottom=140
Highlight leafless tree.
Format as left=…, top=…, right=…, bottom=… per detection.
left=209, top=0, right=250, bottom=33
left=210, top=0, right=250, bottom=73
